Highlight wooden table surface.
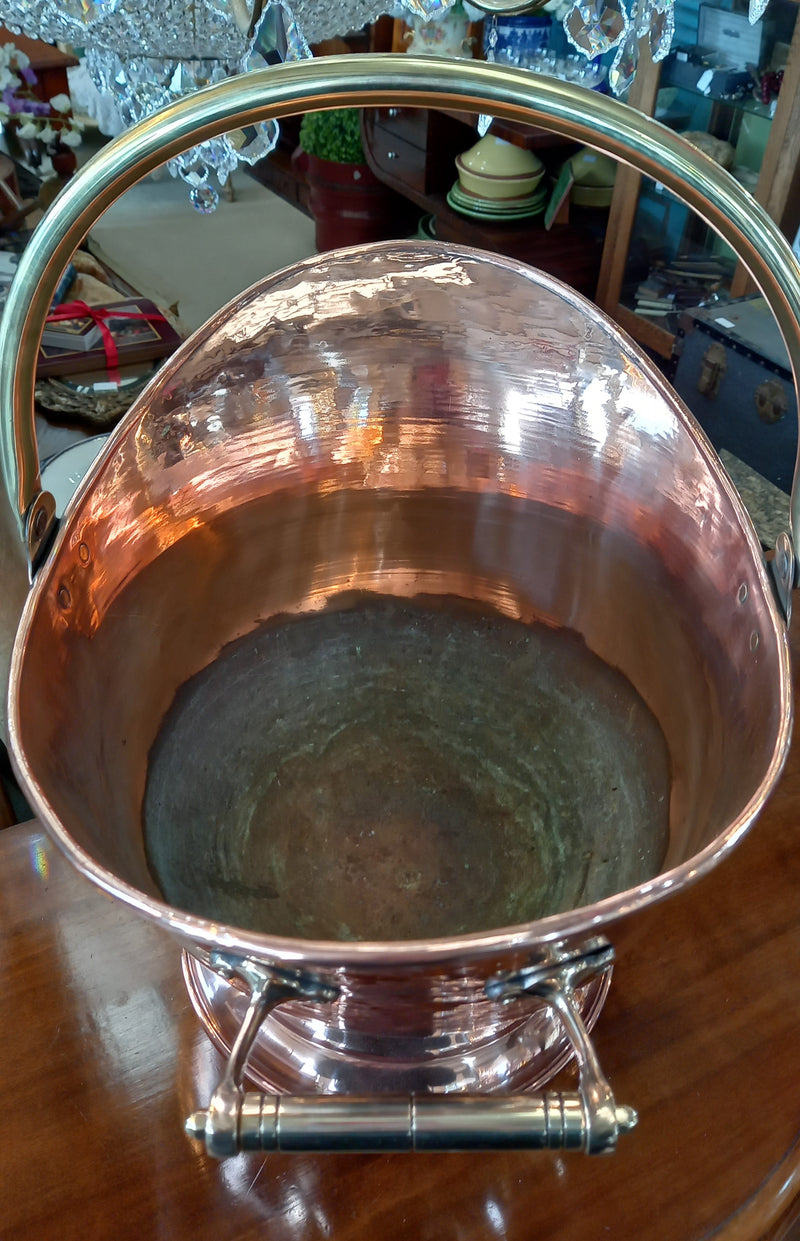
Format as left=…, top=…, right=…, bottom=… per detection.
left=4, top=624, right=800, bottom=1240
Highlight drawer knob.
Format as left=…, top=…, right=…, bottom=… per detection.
left=388, top=107, right=399, bottom=118
left=387, top=150, right=398, bottom=160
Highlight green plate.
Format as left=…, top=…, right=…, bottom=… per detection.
left=450, top=181, right=547, bottom=214
left=447, top=187, right=546, bottom=221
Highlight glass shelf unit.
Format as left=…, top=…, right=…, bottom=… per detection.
left=595, top=0, right=800, bottom=359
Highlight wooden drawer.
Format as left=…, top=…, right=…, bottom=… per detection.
left=363, top=108, right=470, bottom=200
left=372, top=106, right=429, bottom=149
left=368, top=124, right=428, bottom=194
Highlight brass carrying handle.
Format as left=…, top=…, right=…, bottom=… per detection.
left=185, top=943, right=636, bottom=1158
left=2, top=54, right=800, bottom=588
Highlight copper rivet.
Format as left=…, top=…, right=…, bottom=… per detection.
left=78, top=542, right=91, bottom=565
left=57, top=584, right=71, bottom=609
left=737, top=583, right=748, bottom=604
left=750, top=631, right=759, bottom=651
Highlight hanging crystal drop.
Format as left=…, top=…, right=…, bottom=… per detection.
left=190, top=180, right=220, bottom=213
left=649, top=0, right=674, bottom=61
left=749, top=0, right=770, bottom=22
left=61, top=0, right=109, bottom=20
left=477, top=15, right=497, bottom=138
left=400, top=0, right=457, bottom=21
left=564, top=0, right=628, bottom=57
left=633, top=0, right=651, bottom=38
left=228, top=120, right=280, bottom=166
left=608, top=24, right=640, bottom=95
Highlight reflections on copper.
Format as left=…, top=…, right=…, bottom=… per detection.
left=9, top=242, right=791, bottom=979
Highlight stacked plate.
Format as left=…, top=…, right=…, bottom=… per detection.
left=416, top=213, right=438, bottom=240
left=449, top=134, right=547, bottom=223
left=447, top=179, right=548, bottom=222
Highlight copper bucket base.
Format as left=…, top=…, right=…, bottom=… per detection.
left=182, top=949, right=612, bottom=1095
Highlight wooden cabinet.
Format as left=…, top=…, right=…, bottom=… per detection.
left=366, top=106, right=463, bottom=197
left=362, top=106, right=605, bottom=299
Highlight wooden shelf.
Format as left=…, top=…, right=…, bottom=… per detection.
left=361, top=106, right=604, bottom=300
left=611, top=302, right=677, bottom=359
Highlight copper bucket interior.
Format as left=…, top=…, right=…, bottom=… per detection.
left=11, top=241, right=788, bottom=946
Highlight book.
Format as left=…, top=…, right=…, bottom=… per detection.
left=41, top=310, right=102, bottom=352
left=0, top=251, right=19, bottom=314
left=37, top=297, right=183, bottom=380
left=51, top=262, right=78, bottom=308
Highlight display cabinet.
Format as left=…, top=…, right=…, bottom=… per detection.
left=595, top=0, right=800, bottom=359
left=253, top=4, right=800, bottom=366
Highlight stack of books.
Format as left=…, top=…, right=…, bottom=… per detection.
left=0, top=250, right=19, bottom=311
left=632, top=255, right=735, bottom=328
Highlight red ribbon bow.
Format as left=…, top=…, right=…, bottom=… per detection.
left=44, top=299, right=166, bottom=385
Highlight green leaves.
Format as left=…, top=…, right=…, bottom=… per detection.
left=299, top=108, right=365, bottom=165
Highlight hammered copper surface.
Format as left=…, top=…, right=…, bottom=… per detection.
left=10, top=242, right=789, bottom=968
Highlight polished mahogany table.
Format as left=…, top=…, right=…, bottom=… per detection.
left=4, top=618, right=800, bottom=1240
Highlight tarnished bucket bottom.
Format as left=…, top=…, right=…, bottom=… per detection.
left=145, top=595, right=670, bottom=944
left=146, top=589, right=667, bottom=1094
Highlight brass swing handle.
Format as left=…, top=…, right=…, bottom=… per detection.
left=2, top=55, right=800, bottom=597
left=184, top=943, right=635, bottom=1159
left=185, top=1090, right=638, bottom=1156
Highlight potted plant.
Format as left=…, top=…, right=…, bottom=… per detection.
left=297, top=107, right=405, bottom=252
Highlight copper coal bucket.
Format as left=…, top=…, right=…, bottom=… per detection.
left=2, top=57, right=799, bottom=1160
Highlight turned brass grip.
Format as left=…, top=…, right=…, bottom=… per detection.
left=2, top=54, right=800, bottom=576
left=185, top=1091, right=638, bottom=1156
left=184, top=945, right=634, bottom=1159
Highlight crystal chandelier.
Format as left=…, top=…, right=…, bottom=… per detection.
left=2, top=1, right=320, bottom=211
left=0, top=0, right=775, bottom=209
